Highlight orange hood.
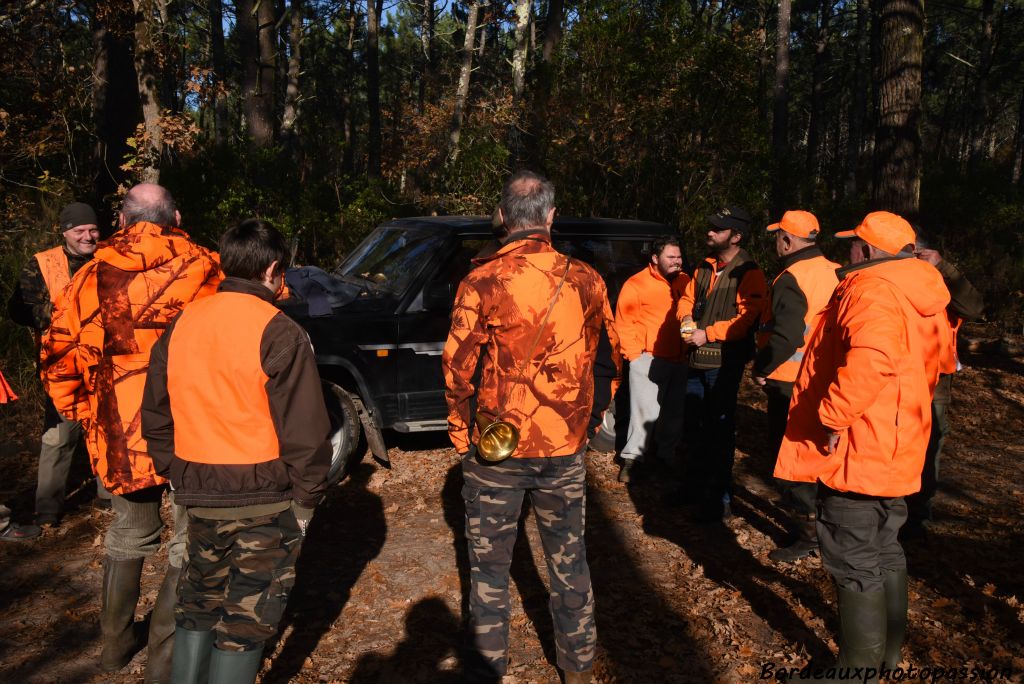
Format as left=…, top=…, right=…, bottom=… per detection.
left=96, top=222, right=214, bottom=272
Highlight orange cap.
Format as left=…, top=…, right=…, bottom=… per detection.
left=767, top=210, right=820, bottom=239
left=835, top=211, right=916, bottom=255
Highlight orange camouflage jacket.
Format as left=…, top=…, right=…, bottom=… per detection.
left=41, top=221, right=222, bottom=495
left=442, top=235, right=620, bottom=458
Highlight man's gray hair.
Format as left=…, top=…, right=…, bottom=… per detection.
left=499, top=170, right=555, bottom=231
left=120, top=186, right=178, bottom=227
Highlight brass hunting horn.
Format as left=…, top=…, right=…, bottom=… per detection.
left=474, top=259, right=572, bottom=463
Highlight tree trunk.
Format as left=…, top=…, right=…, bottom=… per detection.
left=969, top=0, right=994, bottom=166
left=209, top=0, right=229, bottom=145
left=771, top=0, right=792, bottom=215
left=418, top=0, right=434, bottom=111
left=238, top=0, right=276, bottom=150
left=133, top=0, right=163, bottom=182
left=91, top=2, right=140, bottom=225
left=1013, top=87, right=1024, bottom=185
left=448, top=0, right=480, bottom=164
left=366, top=0, right=383, bottom=178
left=872, top=0, right=923, bottom=218
left=806, top=0, right=831, bottom=182
left=844, top=0, right=870, bottom=196
left=525, top=0, right=563, bottom=169
left=511, top=0, right=531, bottom=98
left=281, top=0, right=303, bottom=150
left=342, top=0, right=357, bottom=174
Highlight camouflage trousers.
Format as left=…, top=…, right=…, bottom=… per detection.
left=462, top=449, right=596, bottom=676
left=176, top=507, right=303, bottom=651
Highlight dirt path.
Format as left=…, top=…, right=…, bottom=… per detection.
left=1, top=348, right=1022, bottom=683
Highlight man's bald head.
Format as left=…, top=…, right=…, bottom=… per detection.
left=498, top=171, right=556, bottom=233
left=120, top=183, right=179, bottom=228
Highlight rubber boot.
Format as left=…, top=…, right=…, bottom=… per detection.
left=833, top=587, right=886, bottom=683
left=881, top=568, right=908, bottom=670
left=170, top=627, right=215, bottom=684
left=563, top=670, right=593, bottom=684
left=144, top=564, right=181, bottom=683
left=100, top=556, right=144, bottom=671
left=208, top=645, right=264, bottom=684
left=769, top=514, right=818, bottom=563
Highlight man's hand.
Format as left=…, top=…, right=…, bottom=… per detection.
left=752, top=374, right=767, bottom=387
left=688, top=328, right=708, bottom=347
left=825, top=431, right=841, bottom=455
left=915, top=248, right=943, bottom=267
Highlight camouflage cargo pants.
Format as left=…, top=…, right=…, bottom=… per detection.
left=176, top=507, right=303, bottom=651
left=462, top=449, right=596, bottom=676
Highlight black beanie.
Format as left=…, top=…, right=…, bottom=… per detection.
left=58, top=202, right=98, bottom=231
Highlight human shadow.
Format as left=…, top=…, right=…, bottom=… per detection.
left=625, top=473, right=835, bottom=668
left=585, top=480, right=717, bottom=681
left=348, top=596, right=463, bottom=683
left=261, top=462, right=387, bottom=683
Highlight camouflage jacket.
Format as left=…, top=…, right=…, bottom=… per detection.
left=443, top=235, right=620, bottom=458
left=41, top=222, right=222, bottom=495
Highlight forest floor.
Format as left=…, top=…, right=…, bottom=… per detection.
left=1, top=327, right=1022, bottom=683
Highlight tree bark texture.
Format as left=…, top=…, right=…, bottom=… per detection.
left=91, top=2, right=140, bottom=224
left=133, top=0, right=163, bottom=182
left=771, top=0, right=792, bottom=214
left=844, top=0, right=870, bottom=197
left=448, top=0, right=479, bottom=164
left=238, top=0, right=277, bottom=150
left=281, top=0, right=303, bottom=149
left=872, top=0, right=923, bottom=218
left=208, top=0, right=229, bottom=145
left=367, top=0, right=383, bottom=178
left=511, top=0, right=531, bottom=98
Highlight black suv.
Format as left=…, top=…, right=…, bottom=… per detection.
left=281, top=216, right=679, bottom=483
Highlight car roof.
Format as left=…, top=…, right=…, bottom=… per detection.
left=380, top=216, right=676, bottom=237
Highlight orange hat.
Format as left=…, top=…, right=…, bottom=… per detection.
left=835, top=211, right=916, bottom=255
left=767, top=210, right=820, bottom=239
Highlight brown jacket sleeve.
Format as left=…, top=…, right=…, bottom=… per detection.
left=261, top=313, right=332, bottom=508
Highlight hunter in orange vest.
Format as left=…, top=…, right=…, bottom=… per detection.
left=3, top=202, right=100, bottom=541
left=142, top=219, right=330, bottom=683
left=41, top=184, right=222, bottom=679
left=752, top=210, right=839, bottom=563
left=774, top=212, right=950, bottom=678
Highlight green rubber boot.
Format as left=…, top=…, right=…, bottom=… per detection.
left=170, top=627, right=214, bottom=684
left=208, top=645, right=264, bottom=684
left=881, top=568, right=908, bottom=670
left=833, top=587, right=886, bottom=683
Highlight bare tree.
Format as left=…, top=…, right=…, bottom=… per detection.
left=448, top=0, right=480, bottom=164
left=511, top=0, right=531, bottom=98
left=872, top=0, right=924, bottom=216
left=281, top=0, right=304, bottom=150
left=771, top=0, right=792, bottom=214
left=208, top=0, right=229, bottom=145
left=526, top=0, right=564, bottom=168
left=418, top=0, right=435, bottom=110
left=133, top=0, right=163, bottom=182
left=238, top=0, right=277, bottom=150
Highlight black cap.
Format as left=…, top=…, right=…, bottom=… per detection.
left=707, top=205, right=752, bottom=232
left=58, top=202, right=98, bottom=232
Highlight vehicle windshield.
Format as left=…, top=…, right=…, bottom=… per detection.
left=336, top=226, right=447, bottom=297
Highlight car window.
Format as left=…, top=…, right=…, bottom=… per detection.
left=552, top=237, right=654, bottom=308
left=338, top=227, right=447, bottom=296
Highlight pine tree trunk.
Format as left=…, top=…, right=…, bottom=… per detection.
left=511, top=0, right=531, bottom=98
left=771, top=0, right=792, bottom=215
left=806, top=0, right=831, bottom=182
left=133, top=0, right=162, bottom=182
left=525, top=0, right=564, bottom=169
left=969, top=0, right=994, bottom=166
left=281, top=0, right=303, bottom=150
left=872, top=0, right=923, bottom=218
left=366, top=0, right=382, bottom=178
left=418, top=0, right=434, bottom=111
left=342, top=0, right=357, bottom=174
left=844, top=0, right=870, bottom=196
left=448, top=0, right=479, bottom=164
left=209, top=0, right=229, bottom=145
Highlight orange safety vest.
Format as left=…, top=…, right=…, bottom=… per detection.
left=166, top=291, right=282, bottom=465
left=760, top=255, right=839, bottom=384
left=34, top=246, right=71, bottom=306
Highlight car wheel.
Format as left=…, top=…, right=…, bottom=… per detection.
left=322, top=381, right=363, bottom=485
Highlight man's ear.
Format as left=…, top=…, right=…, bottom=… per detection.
left=263, top=260, right=280, bottom=284
left=545, top=206, right=556, bottom=228
left=174, top=210, right=182, bottom=227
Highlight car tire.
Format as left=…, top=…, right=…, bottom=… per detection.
left=322, top=381, right=363, bottom=485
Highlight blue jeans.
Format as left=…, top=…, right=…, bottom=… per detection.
left=683, top=364, right=743, bottom=512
